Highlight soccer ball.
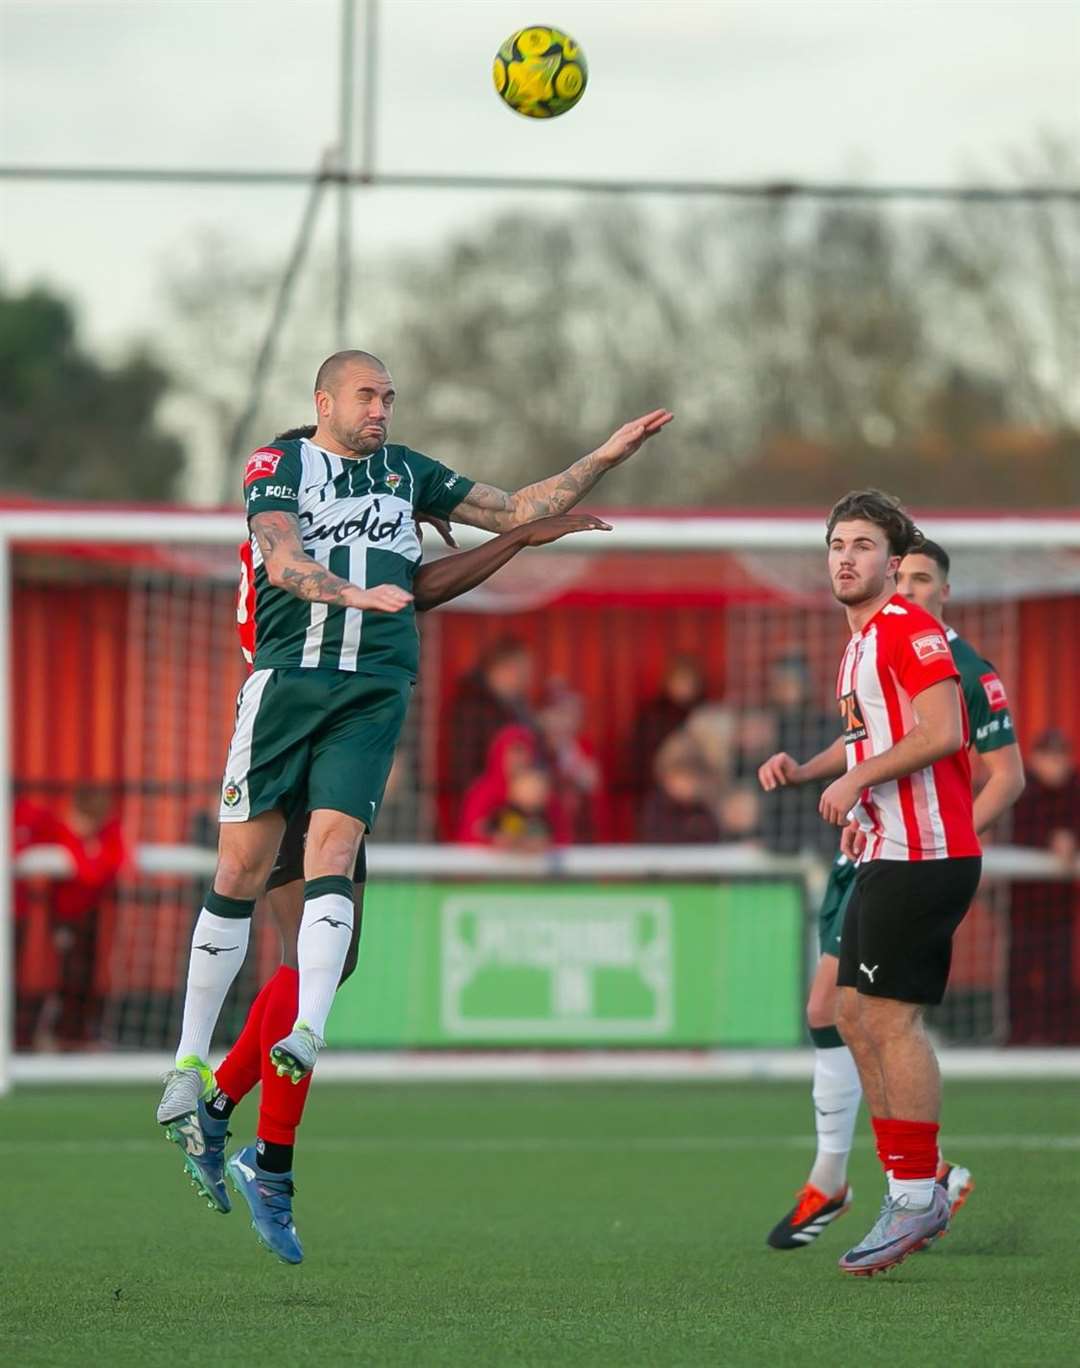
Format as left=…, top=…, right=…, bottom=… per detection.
left=493, top=26, right=588, bottom=119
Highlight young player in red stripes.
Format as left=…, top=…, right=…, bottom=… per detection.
left=767, top=489, right=985, bottom=1276
left=760, top=534, right=1024, bottom=1256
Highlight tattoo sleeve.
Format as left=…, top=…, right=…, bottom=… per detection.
left=250, top=511, right=356, bottom=605
left=452, top=453, right=607, bottom=532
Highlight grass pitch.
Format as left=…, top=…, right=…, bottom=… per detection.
left=3, top=1079, right=1077, bottom=1367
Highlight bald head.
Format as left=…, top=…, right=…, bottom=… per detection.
left=314, top=349, right=389, bottom=395
left=312, top=350, right=396, bottom=457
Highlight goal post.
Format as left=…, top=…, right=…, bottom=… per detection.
left=3, top=507, right=1080, bottom=1093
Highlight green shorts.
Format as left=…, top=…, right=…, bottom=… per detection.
left=818, top=854, right=857, bottom=958
left=218, top=667, right=411, bottom=830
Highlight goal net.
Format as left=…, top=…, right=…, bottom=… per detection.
left=4, top=509, right=1080, bottom=1088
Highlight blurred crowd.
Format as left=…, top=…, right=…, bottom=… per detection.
left=444, top=638, right=838, bottom=855
left=10, top=663, right=1080, bottom=1049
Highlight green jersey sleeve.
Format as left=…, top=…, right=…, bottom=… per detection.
left=405, top=448, right=476, bottom=519
left=952, top=635, right=1017, bottom=754
left=243, top=441, right=303, bottom=517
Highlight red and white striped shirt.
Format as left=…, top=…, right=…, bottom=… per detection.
left=836, top=595, right=979, bottom=862
left=236, top=540, right=256, bottom=666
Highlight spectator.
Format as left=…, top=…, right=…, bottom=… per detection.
left=536, top=680, right=608, bottom=841
left=745, top=653, right=838, bottom=854
left=717, top=783, right=763, bottom=844
left=1008, top=730, right=1080, bottom=1044
left=627, top=655, right=707, bottom=796
left=457, top=725, right=570, bottom=846
left=478, top=766, right=561, bottom=854
left=768, top=653, right=835, bottom=759
left=639, top=758, right=721, bottom=844
left=47, top=785, right=127, bottom=1048
left=449, top=638, right=536, bottom=798
left=15, top=786, right=128, bottom=1050
left=13, top=797, right=59, bottom=1049
left=647, top=706, right=734, bottom=817
left=734, top=709, right=779, bottom=775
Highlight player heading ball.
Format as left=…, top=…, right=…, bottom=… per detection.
left=155, top=347, right=672, bottom=1261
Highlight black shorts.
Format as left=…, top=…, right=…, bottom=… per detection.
left=836, top=857, right=981, bottom=1005
left=265, top=805, right=368, bottom=892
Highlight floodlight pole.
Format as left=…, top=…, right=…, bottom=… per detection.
left=361, top=0, right=380, bottom=182
left=335, top=0, right=357, bottom=348
left=225, top=157, right=332, bottom=485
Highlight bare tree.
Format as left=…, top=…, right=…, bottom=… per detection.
left=162, top=136, right=1079, bottom=508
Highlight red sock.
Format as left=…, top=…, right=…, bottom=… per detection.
left=214, top=970, right=278, bottom=1104
left=257, top=965, right=313, bottom=1145
left=871, top=1117, right=940, bottom=1180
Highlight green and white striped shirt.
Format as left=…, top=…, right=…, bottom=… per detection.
left=242, top=437, right=474, bottom=677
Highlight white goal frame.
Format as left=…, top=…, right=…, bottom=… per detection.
left=4, top=508, right=1080, bottom=1093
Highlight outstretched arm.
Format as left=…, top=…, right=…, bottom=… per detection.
left=250, top=511, right=412, bottom=613
left=413, top=513, right=611, bottom=611
left=449, top=409, right=674, bottom=533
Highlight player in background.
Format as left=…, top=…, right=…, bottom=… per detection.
left=761, top=536, right=1024, bottom=1253
left=760, top=489, right=984, bottom=1275
left=156, top=354, right=670, bottom=1249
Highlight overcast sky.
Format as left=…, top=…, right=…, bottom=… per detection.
left=2, top=0, right=1078, bottom=356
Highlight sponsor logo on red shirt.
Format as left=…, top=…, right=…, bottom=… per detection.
left=243, top=447, right=283, bottom=487
left=910, top=630, right=950, bottom=662
left=839, top=690, right=867, bottom=743
left=980, top=671, right=1008, bottom=712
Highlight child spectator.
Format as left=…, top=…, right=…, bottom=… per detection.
left=537, top=680, right=608, bottom=841
left=639, top=759, right=721, bottom=844
left=456, top=725, right=570, bottom=846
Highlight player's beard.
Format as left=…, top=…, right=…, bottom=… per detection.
left=331, top=420, right=387, bottom=457
left=832, top=567, right=888, bottom=606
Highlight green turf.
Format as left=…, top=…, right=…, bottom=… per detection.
left=2, top=1080, right=1077, bottom=1367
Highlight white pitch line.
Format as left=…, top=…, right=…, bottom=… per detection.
left=13, top=1047, right=1080, bottom=1086
left=0, top=1134, right=1077, bottom=1156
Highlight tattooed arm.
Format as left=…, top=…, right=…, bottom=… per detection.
left=250, top=511, right=412, bottom=613
left=449, top=408, right=674, bottom=533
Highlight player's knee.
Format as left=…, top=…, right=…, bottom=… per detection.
left=835, top=994, right=861, bottom=1045
left=305, top=822, right=364, bottom=878
left=806, top=986, right=838, bottom=1031
left=858, top=998, right=917, bottom=1048
left=306, top=842, right=358, bottom=878
left=214, top=852, right=269, bottom=900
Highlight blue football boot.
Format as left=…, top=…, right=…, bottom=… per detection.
left=226, top=1145, right=304, bottom=1265
left=185, top=1098, right=232, bottom=1213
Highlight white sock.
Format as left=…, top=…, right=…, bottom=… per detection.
left=808, top=1045, right=863, bottom=1194
left=175, top=904, right=252, bottom=1065
left=295, top=880, right=354, bottom=1038
left=888, top=1175, right=936, bottom=1210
